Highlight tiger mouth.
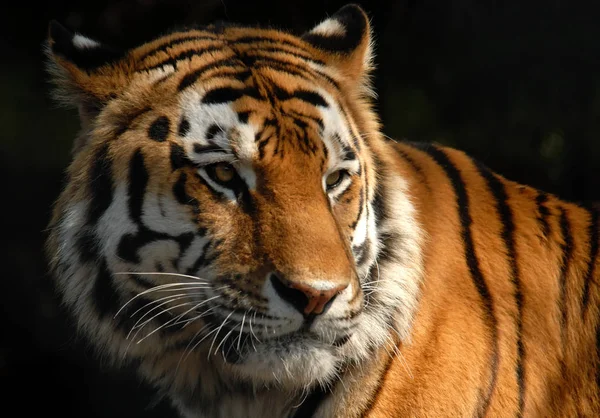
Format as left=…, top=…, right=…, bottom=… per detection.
left=195, top=308, right=353, bottom=364
left=215, top=330, right=353, bottom=364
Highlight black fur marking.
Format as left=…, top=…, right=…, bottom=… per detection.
left=148, top=116, right=170, bottom=142
left=476, top=161, right=525, bottom=417
left=178, top=58, right=243, bottom=91
left=292, top=90, right=329, bottom=107
left=118, top=161, right=201, bottom=264
left=88, top=143, right=114, bottom=224
left=244, top=46, right=325, bottom=66
left=287, top=109, right=324, bottom=131
left=114, top=106, right=152, bottom=137
left=301, top=5, right=367, bottom=54
left=371, top=181, right=385, bottom=225
left=291, top=382, right=330, bottom=418
left=173, top=172, right=201, bottom=216
left=170, top=142, right=189, bottom=171
left=138, top=35, right=219, bottom=62
left=128, top=150, right=148, bottom=224
left=206, top=124, right=222, bottom=140
left=342, top=148, right=357, bottom=161
left=117, top=229, right=196, bottom=266
left=186, top=240, right=214, bottom=275
left=129, top=273, right=153, bottom=289
left=358, top=353, right=395, bottom=417
left=393, top=146, right=429, bottom=190
left=93, top=258, right=121, bottom=318
left=535, top=192, right=551, bottom=239
left=231, top=35, right=309, bottom=52
left=237, top=111, right=250, bottom=124
left=117, top=230, right=158, bottom=264
left=253, top=60, right=340, bottom=90
left=349, top=192, right=364, bottom=230
left=257, top=131, right=273, bottom=160
left=172, top=232, right=195, bottom=270
left=411, top=142, right=499, bottom=416
left=230, top=35, right=323, bottom=64
left=178, top=117, right=190, bottom=137
left=581, top=207, right=599, bottom=315
left=49, top=21, right=124, bottom=71
left=145, top=45, right=223, bottom=71
left=558, top=207, right=574, bottom=351
left=201, top=86, right=260, bottom=105
left=193, top=143, right=229, bottom=155
left=353, top=238, right=370, bottom=267
left=237, top=52, right=256, bottom=67
left=76, top=228, right=101, bottom=263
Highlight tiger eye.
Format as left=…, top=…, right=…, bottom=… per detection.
left=325, top=170, right=343, bottom=188
left=213, top=163, right=235, bottom=183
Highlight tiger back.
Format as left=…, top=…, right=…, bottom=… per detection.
left=45, top=4, right=600, bottom=417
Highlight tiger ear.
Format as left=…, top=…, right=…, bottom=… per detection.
left=302, top=4, right=373, bottom=87
left=46, top=21, right=128, bottom=129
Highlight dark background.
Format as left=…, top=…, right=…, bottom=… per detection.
left=1, top=1, right=599, bottom=416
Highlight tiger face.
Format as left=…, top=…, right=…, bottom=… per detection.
left=46, top=5, right=419, bottom=394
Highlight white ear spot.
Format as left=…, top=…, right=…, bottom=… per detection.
left=310, top=18, right=346, bottom=37
left=72, top=34, right=101, bottom=50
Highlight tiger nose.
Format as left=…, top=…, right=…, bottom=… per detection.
left=270, top=273, right=347, bottom=316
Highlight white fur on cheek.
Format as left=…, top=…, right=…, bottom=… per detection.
left=342, top=172, right=424, bottom=362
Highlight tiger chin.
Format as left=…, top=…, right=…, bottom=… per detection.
left=45, top=3, right=600, bottom=418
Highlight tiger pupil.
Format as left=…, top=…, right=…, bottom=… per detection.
left=214, top=163, right=235, bottom=183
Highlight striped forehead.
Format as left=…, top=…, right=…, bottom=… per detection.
left=174, top=83, right=355, bottom=166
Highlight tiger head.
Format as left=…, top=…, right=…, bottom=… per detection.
left=46, top=4, right=422, bottom=394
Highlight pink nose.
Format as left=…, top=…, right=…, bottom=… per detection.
left=270, top=274, right=347, bottom=315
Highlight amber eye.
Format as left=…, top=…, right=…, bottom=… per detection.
left=325, top=170, right=347, bottom=189
left=207, top=162, right=236, bottom=185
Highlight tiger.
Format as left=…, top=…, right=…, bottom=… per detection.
left=44, top=3, right=600, bottom=417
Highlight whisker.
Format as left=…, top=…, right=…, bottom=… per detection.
left=133, top=301, right=199, bottom=343
left=134, top=301, right=204, bottom=344
left=129, top=293, right=187, bottom=320
left=208, top=311, right=234, bottom=359
left=169, top=295, right=222, bottom=326
left=184, top=325, right=221, bottom=362
left=177, top=323, right=211, bottom=369
left=385, top=333, right=413, bottom=379
left=114, top=282, right=212, bottom=318
left=292, top=387, right=310, bottom=409
left=237, top=311, right=247, bottom=352
left=116, top=271, right=209, bottom=282
left=361, top=279, right=395, bottom=286
left=153, top=285, right=211, bottom=293
left=215, top=326, right=236, bottom=356
left=121, top=299, right=202, bottom=359
left=126, top=295, right=188, bottom=340
left=131, top=293, right=204, bottom=332
left=249, top=309, right=261, bottom=345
